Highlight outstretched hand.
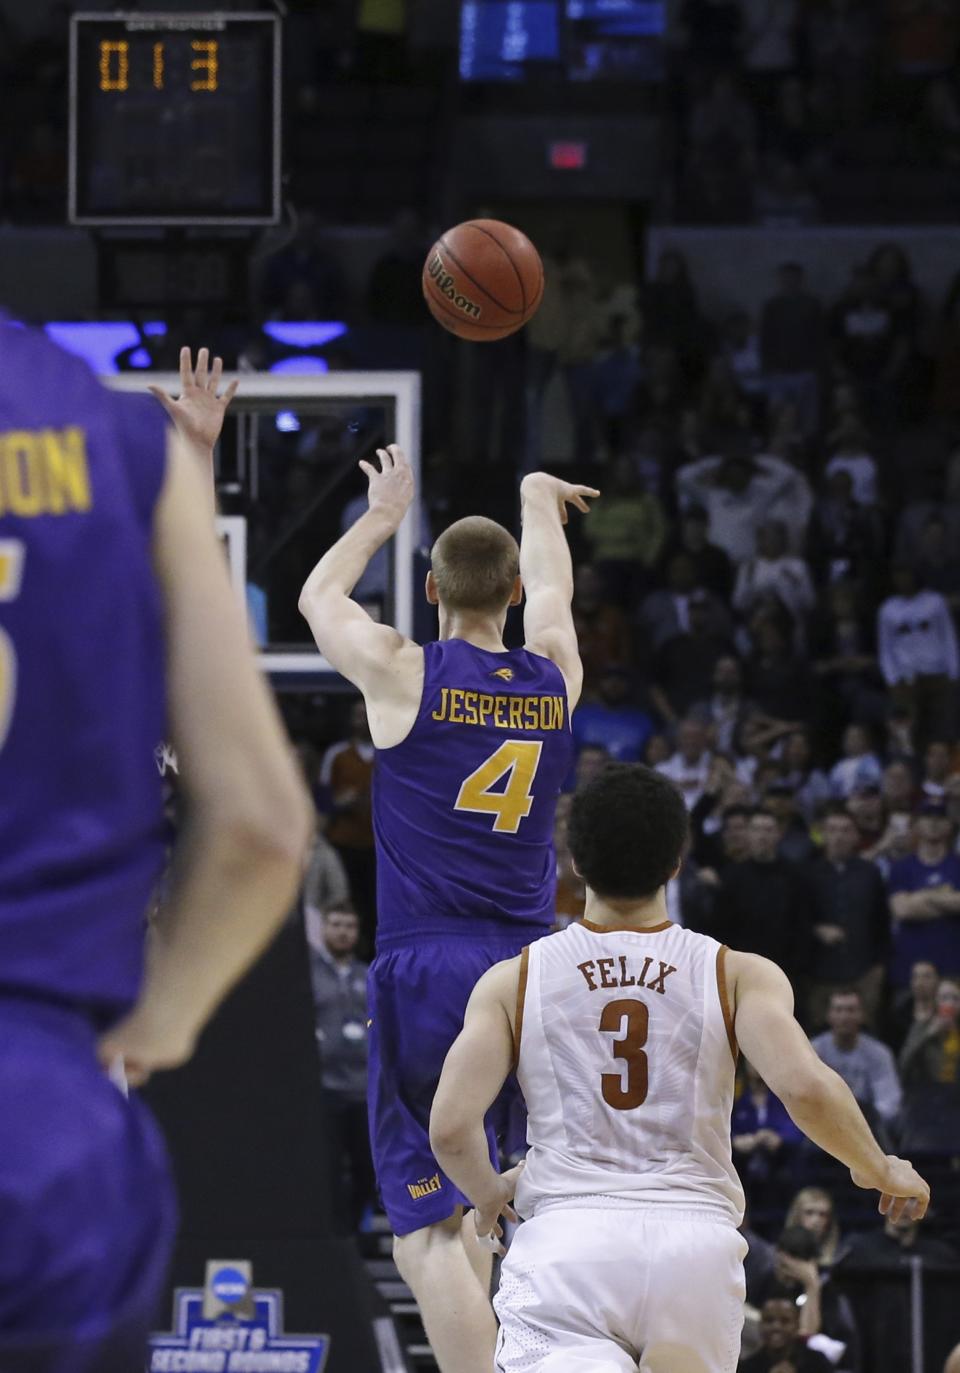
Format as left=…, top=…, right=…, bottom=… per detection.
left=520, top=472, right=600, bottom=525
left=359, top=443, right=415, bottom=531
left=851, top=1153, right=930, bottom=1223
left=149, top=346, right=239, bottom=456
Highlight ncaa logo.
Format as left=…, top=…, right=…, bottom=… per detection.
left=210, top=1266, right=250, bottom=1305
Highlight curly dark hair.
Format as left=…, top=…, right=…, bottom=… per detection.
left=568, top=763, right=689, bottom=900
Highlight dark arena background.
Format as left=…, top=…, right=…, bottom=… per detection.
left=2, top=0, right=960, bottom=1370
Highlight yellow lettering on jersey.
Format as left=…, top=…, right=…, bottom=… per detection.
left=463, top=689, right=479, bottom=726
left=431, top=687, right=449, bottom=721
left=508, top=696, right=523, bottom=730
left=478, top=693, right=494, bottom=726
left=448, top=688, right=464, bottom=724
left=493, top=695, right=508, bottom=728
left=0, top=427, right=91, bottom=518
left=523, top=698, right=539, bottom=730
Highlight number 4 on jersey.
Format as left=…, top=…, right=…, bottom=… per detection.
left=455, top=739, right=544, bottom=834
left=0, top=540, right=25, bottom=752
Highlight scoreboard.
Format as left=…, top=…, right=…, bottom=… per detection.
left=68, top=12, right=281, bottom=226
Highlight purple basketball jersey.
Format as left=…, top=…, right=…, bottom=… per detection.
left=373, top=639, right=574, bottom=947
left=0, top=319, right=168, bottom=1021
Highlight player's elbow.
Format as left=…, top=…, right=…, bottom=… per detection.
left=778, top=1062, right=834, bottom=1118
left=429, top=1099, right=470, bottom=1159
left=213, top=774, right=314, bottom=875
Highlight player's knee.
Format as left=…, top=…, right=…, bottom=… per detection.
left=394, top=1215, right=462, bottom=1284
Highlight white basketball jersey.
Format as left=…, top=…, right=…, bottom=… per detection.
left=514, top=918, right=744, bottom=1225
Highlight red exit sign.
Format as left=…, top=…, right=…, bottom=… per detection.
left=548, top=141, right=588, bottom=170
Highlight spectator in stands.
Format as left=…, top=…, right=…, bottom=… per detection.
left=639, top=552, right=729, bottom=654
left=656, top=715, right=714, bottom=808
left=781, top=728, right=833, bottom=820
left=640, top=249, right=706, bottom=378
left=831, top=264, right=910, bottom=419
left=713, top=807, right=813, bottom=990
left=308, top=905, right=376, bottom=1234
left=663, top=505, right=735, bottom=600
left=574, top=742, right=612, bottom=790
left=760, top=263, right=824, bottom=431
left=572, top=666, right=655, bottom=763
left=824, top=419, right=879, bottom=507
left=807, top=469, right=884, bottom=588
left=553, top=793, right=585, bottom=927
left=763, top=780, right=817, bottom=865
left=732, top=1061, right=805, bottom=1217
left=260, top=209, right=346, bottom=320
left=720, top=310, right=764, bottom=396
left=745, top=615, right=813, bottom=723
left=921, top=738, right=956, bottom=801
left=740, top=1297, right=833, bottom=1372
left=809, top=581, right=885, bottom=746
left=811, top=988, right=902, bottom=1142
left=845, top=780, right=888, bottom=856
left=650, top=593, right=736, bottom=723
left=882, top=758, right=918, bottom=813
left=845, top=1210, right=957, bottom=1269
left=691, top=788, right=753, bottom=873
left=908, top=514, right=960, bottom=610
left=887, top=799, right=960, bottom=987
left=643, top=734, right=672, bottom=768
left=676, top=435, right=809, bottom=563
left=806, top=805, right=891, bottom=1029
left=571, top=564, right=633, bottom=698
left=690, top=653, right=754, bottom=753
left=898, top=977, right=960, bottom=1153
left=302, top=822, right=351, bottom=943
left=765, top=1222, right=862, bottom=1371
left=321, top=699, right=376, bottom=952
left=733, top=518, right=817, bottom=624
left=887, top=958, right=940, bottom=1054
left=593, top=314, right=645, bottom=454
left=582, top=456, right=667, bottom=606
left=365, top=209, right=428, bottom=325
left=829, top=724, right=883, bottom=798
left=784, top=1187, right=845, bottom=1268
left=877, top=564, right=960, bottom=746
left=697, top=356, right=755, bottom=442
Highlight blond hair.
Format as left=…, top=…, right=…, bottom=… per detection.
left=430, top=516, right=519, bottom=614
left=785, top=1187, right=840, bottom=1264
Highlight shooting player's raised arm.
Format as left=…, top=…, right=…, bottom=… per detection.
left=519, top=472, right=598, bottom=710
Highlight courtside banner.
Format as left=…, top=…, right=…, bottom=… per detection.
left=148, top=1261, right=329, bottom=1371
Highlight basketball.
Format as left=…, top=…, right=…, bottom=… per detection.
left=422, top=219, right=544, bottom=342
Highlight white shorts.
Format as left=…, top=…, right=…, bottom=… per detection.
left=493, top=1205, right=747, bottom=1373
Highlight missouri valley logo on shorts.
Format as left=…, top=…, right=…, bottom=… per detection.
left=407, top=1172, right=443, bottom=1201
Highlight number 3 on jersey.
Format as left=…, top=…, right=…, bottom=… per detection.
left=600, top=998, right=649, bottom=1110
left=455, top=739, right=543, bottom=833
left=0, top=540, right=25, bottom=752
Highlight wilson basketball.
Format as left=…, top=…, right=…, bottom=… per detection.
left=422, top=219, right=544, bottom=342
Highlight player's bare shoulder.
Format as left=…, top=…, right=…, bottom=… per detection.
left=363, top=635, right=425, bottom=749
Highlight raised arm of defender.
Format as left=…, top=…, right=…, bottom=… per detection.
left=729, top=950, right=929, bottom=1221
left=519, top=472, right=599, bottom=709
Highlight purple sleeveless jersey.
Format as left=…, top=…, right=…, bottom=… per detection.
left=372, top=638, right=575, bottom=947
left=0, top=319, right=168, bottom=1021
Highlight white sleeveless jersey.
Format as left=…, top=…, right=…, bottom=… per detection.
left=514, top=919, right=744, bottom=1225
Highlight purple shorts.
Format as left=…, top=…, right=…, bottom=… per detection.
left=367, top=933, right=537, bottom=1237
left=0, top=996, right=177, bottom=1372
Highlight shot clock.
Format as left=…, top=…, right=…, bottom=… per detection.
left=68, top=12, right=281, bottom=225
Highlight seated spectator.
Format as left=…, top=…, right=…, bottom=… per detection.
left=807, top=469, right=884, bottom=587
left=898, top=977, right=960, bottom=1153
left=846, top=780, right=887, bottom=855
left=302, top=822, right=351, bottom=938
left=886, top=959, right=940, bottom=1055
left=887, top=800, right=960, bottom=988
left=830, top=264, right=908, bottom=418
left=643, top=733, right=672, bottom=768
left=909, top=514, right=960, bottom=611
left=676, top=436, right=809, bottom=564
left=713, top=808, right=814, bottom=990
left=734, top=518, right=817, bottom=625
left=760, top=1223, right=861, bottom=1369
left=662, top=505, right=735, bottom=600
left=921, top=738, right=956, bottom=801
left=878, top=564, right=960, bottom=749
left=784, top=1187, right=846, bottom=1268
left=829, top=724, right=883, bottom=798
left=732, top=1061, right=805, bottom=1216
left=572, top=564, right=633, bottom=699
left=780, top=728, right=833, bottom=821
left=764, top=780, right=817, bottom=865
left=746, top=616, right=813, bottom=723
left=691, top=653, right=755, bottom=754
left=639, top=552, right=730, bottom=655
left=845, top=1210, right=958, bottom=1269
left=365, top=209, right=429, bottom=325
left=740, top=1297, right=833, bottom=1372
left=811, top=989, right=902, bottom=1143
left=582, top=456, right=666, bottom=606
left=573, top=742, right=612, bottom=791
left=806, top=806, right=891, bottom=1030
left=572, top=666, right=655, bottom=763
left=650, top=593, right=736, bottom=724
left=553, top=793, right=585, bottom=926
left=656, top=715, right=714, bottom=808
left=321, top=699, right=376, bottom=953
left=824, top=419, right=879, bottom=507
left=881, top=758, right=918, bottom=814
left=307, top=905, right=376, bottom=1234
left=692, top=791, right=754, bottom=874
